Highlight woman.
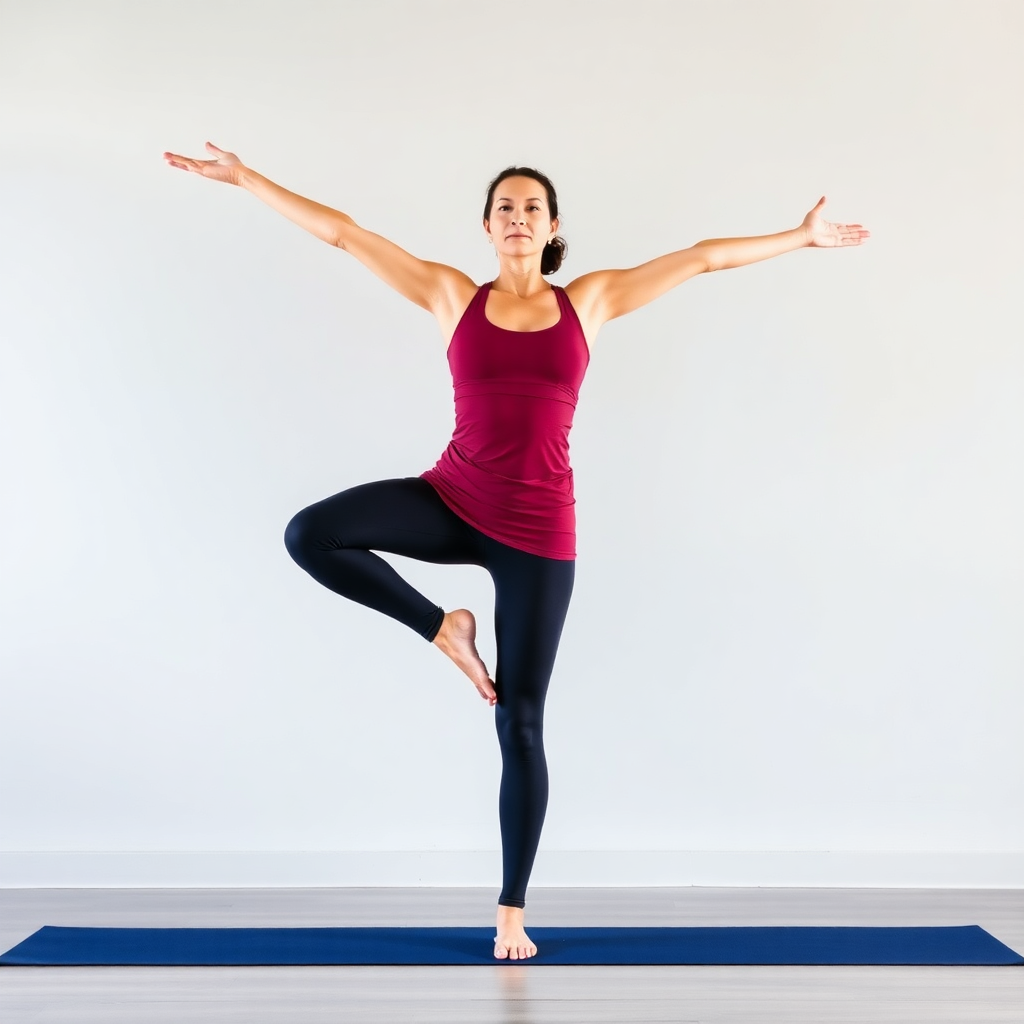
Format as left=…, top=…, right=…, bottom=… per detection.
left=163, top=142, right=869, bottom=959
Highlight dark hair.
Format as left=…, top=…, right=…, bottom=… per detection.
left=483, top=165, right=567, bottom=275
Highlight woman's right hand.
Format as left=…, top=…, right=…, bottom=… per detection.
left=163, top=141, right=245, bottom=185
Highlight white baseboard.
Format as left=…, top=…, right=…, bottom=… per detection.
left=1, top=850, right=1022, bottom=888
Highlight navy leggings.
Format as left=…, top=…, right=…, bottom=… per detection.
left=283, top=477, right=575, bottom=908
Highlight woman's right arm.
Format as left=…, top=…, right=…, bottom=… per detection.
left=164, top=142, right=473, bottom=316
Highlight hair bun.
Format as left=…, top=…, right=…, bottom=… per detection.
left=542, top=235, right=567, bottom=276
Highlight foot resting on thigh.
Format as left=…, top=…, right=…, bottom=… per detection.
left=432, top=609, right=497, bottom=706
left=494, top=905, right=537, bottom=960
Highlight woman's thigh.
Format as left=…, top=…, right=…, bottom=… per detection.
left=288, top=477, right=485, bottom=567
left=485, top=540, right=576, bottom=708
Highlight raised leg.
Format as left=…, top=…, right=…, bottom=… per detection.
left=283, top=477, right=479, bottom=640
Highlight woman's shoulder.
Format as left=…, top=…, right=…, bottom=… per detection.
left=561, top=273, right=608, bottom=346
left=435, top=275, right=483, bottom=349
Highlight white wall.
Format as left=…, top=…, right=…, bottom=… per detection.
left=2, top=0, right=1022, bottom=887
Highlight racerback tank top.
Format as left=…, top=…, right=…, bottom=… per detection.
left=420, top=281, right=591, bottom=559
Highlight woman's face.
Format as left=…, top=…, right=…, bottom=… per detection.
left=484, top=176, right=558, bottom=259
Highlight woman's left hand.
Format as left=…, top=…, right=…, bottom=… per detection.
left=801, top=197, right=870, bottom=248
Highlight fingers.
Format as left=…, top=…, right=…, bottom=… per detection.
left=163, top=152, right=232, bottom=181
left=163, top=144, right=235, bottom=173
left=163, top=154, right=198, bottom=172
left=162, top=152, right=205, bottom=172
left=839, top=225, right=870, bottom=244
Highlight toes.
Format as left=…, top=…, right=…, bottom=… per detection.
left=493, top=937, right=536, bottom=960
left=478, top=674, right=497, bottom=703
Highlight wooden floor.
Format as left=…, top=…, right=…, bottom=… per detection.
left=1, top=886, right=1022, bottom=1022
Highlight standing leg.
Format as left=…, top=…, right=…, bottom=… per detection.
left=483, top=537, right=575, bottom=959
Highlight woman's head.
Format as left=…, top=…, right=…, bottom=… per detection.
left=483, top=166, right=567, bottom=275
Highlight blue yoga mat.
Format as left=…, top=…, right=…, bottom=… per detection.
left=2, top=925, right=1021, bottom=966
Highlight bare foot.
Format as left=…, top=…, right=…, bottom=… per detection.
left=432, top=609, right=497, bottom=705
left=494, top=905, right=537, bottom=960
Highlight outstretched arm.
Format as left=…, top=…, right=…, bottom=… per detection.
left=700, top=196, right=870, bottom=270
left=162, top=142, right=472, bottom=314
left=567, top=197, right=869, bottom=327
left=163, top=142, right=350, bottom=244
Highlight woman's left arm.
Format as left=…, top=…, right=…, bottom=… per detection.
left=570, top=197, right=869, bottom=326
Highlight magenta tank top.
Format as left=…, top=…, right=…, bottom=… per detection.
left=420, top=281, right=591, bottom=559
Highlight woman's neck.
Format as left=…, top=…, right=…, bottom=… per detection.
left=491, top=260, right=550, bottom=298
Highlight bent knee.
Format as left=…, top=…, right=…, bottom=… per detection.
left=284, top=507, right=320, bottom=563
